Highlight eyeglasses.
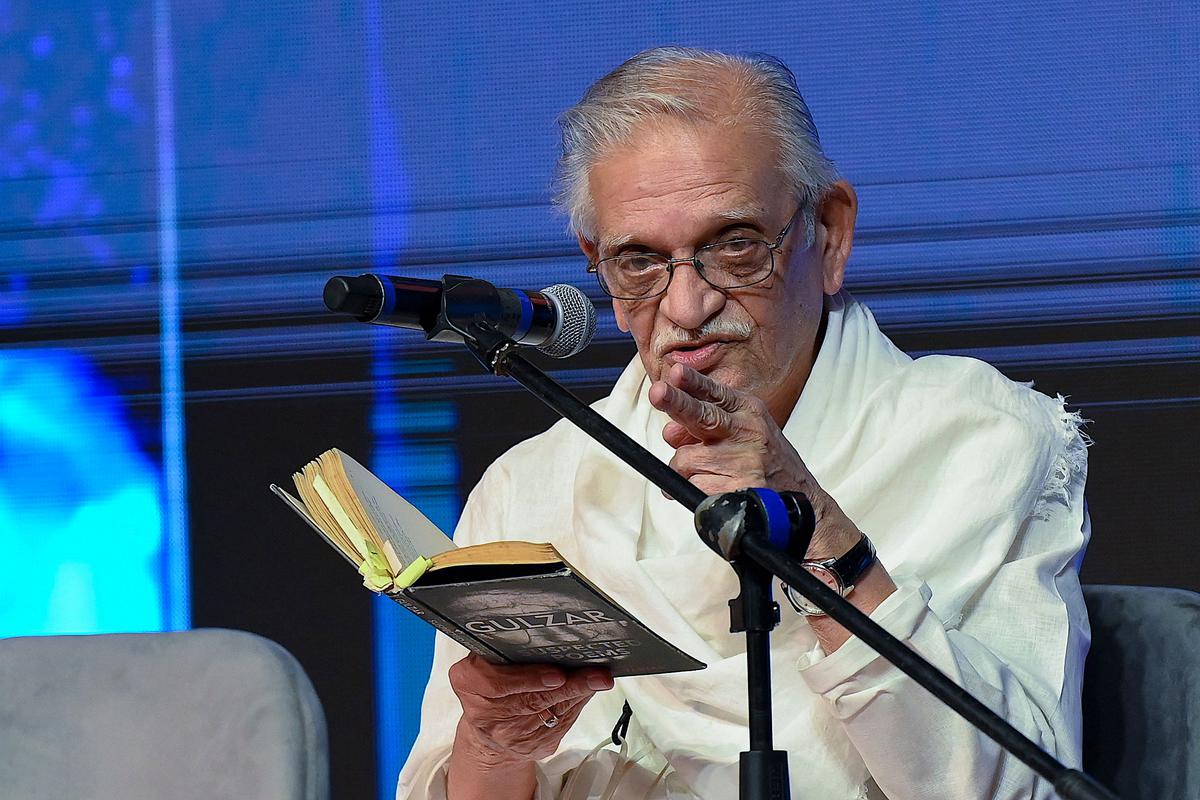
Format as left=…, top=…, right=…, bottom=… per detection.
left=587, top=205, right=804, bottom=301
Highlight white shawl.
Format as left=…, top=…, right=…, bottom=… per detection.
left=397, top=291, right=1089, bottom=799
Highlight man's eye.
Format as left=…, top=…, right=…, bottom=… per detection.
left=715, top=238, right=755, bottom=255
left=619, top=254, right=661, bottom=272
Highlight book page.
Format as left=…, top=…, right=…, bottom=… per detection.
left=294, top=464, right=362, bottom=561
left=312, top=474, right=397, bottom=591
left=430, top=541, right=561, bottom=570
left=313, top=474, right=374, bottom=563
left=335, top=449, right=456, bottom=567
left=269, top=483, right=360, bottom=569
left=317, top=451, right=395, bottom=566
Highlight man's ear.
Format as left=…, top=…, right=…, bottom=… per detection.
left=578, top=234, right=630, bottom=332
left=577, top=233, right=599, bottom=263
left=817, top=180, right=858, bottom=295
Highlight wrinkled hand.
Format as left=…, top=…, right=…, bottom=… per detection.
left=449, top=654, right=613, bottom=767
left=648, top=363, right=859, bottom=558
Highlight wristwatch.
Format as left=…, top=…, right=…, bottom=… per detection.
left=781, top=533, right=877, bottom=617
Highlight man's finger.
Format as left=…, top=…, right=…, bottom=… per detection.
left=450, top=656, right=614, bottom=709
left=668, top=364, right=747, bottom=411
left=662, top=420, right=701, bottom=449
left=537, top=693, right=591, bottom=724
left=670, top=441, right=760, bottom=483
left=498, top=684, right=596, bottom=718
left=546, top=694, right=592, bottom=733
left=449, top=655, right=576, bottom=699
left=465, top=668, right=610, bottom=723
left=649, top=381, right=733, bottom=441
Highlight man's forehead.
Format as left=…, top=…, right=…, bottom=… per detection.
left=598, top=203, right=771, bottom=251
left=585, top=119, right=789, bottom=247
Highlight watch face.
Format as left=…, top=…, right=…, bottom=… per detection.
left=791, top=564, right=843, bottom=615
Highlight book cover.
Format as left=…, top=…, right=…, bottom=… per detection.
left=406, top=564, right=704, bottom=677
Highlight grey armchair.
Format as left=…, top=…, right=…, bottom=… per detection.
left=0, top=628, right=329, bottom=800
left=1082, top=584, right=1200, bottom=800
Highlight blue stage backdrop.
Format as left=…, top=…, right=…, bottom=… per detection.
left=0, top=2, right=189, bottom=636
left=1, top=2, right=1196, bottom=798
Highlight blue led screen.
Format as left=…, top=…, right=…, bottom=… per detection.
left=0, top=2, right=186, bottom=636
left=0, top=351, right=164, bottom=635
left=2, top=2, right=1196, bottom=797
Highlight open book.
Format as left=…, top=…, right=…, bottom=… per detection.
left=272, top=448, right=704, bottom=677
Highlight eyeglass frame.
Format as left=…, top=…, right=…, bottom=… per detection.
left=586, top=203, right=806, bottom=301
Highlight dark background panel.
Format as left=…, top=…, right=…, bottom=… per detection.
left=186, top=361, right=376, bottom=799
left=1081, top=403, right=1200, bottom=590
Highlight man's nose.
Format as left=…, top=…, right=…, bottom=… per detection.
left=658, top=260, right=726, bottom=331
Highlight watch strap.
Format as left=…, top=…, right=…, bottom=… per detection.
left=782, top=533, right=877, bottom=616
left=809, top=533, right=876, bottom=591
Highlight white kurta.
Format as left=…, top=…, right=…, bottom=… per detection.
left=396, top=292, right=1091, bottom=800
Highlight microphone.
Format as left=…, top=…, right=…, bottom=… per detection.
left=323, top=273, right=597, bottom=358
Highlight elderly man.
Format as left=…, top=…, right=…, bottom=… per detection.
left=397, top=47, right=1090, bottom=800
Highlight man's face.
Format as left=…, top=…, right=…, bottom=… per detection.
left=580, top=119, right=849, bottom=423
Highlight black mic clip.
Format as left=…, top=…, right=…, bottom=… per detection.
left=406, top=274, right=532, bottom=374
left=694, top=488, right=816, bottom=563
left=436, top=274, right=511, bottom=346
left=417, top=274, right=527, bottom=375
left=696, top=488, right=815, bottom=644
left=456, top=317, right=520, bottom=377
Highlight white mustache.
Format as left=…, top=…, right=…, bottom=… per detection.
left=652, top=318, right=753, bottom=356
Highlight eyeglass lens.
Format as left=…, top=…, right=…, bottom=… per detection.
left=598, top=239, right=773, bottom=299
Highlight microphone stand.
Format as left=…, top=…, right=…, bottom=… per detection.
left=444, top=317, right=1117, bottom=800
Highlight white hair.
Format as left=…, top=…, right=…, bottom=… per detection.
left=555, top=46, right=840, bottom=242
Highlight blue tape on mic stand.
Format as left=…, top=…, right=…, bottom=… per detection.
left=513, top=291, right=534, bottom=340
left=751, top=488, right=791, bottom=552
